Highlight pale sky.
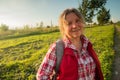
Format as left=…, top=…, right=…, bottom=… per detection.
left=0, top=0, right=120, bottom=29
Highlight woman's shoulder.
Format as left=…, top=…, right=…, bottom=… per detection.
left=81, top=35, right=93, bottom=47
left=50, top=42, right=56, bottom=49
left=47, top=42, right=56, bottom=54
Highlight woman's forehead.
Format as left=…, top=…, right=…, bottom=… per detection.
left=65, top=13, right=79, bottom=21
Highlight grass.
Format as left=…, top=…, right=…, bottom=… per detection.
left=0, top=25, right=115, bottom=80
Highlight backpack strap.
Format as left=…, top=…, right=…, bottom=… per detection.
left=55, top=39, right=64, bottom=73
left=52, top=39, right=64, bottom=80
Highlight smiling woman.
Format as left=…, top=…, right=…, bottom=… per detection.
left=59, top=8, right=85, bottom=43
left=36, top=8, right=104, bottom=80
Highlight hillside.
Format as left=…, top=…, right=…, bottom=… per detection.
left=0, top=25, right=114, bottom=80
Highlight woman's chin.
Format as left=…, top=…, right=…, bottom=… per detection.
left=72, top=33, right=81, bottom=38
left=72, top=34, right=81, bottom=39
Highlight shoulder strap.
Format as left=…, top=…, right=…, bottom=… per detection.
left=52, top=39, right=64, bottom=80
left=55, top=39, right=64, bottom=74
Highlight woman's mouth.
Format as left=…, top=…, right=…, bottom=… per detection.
left=72, top=28, right=81, bottom=32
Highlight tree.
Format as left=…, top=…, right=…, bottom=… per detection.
left=0, top=24, right=9, bottom=31
left=24, top=24, right=30, bottom=30
left=110, top=20, right=113, bottom=24
left=78, top=0, right=92, bottom=23
left=78, top=0, right=107, bottom=23
left=97, top=6, right=110, bottom=25
left=36, top=21, right=44, bottom=28
left=40, top=21, right=44, bottom=27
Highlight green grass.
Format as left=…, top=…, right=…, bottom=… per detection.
left=0, top=25, right=114, bottom=80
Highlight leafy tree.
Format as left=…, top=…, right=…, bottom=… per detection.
left=46, top=25, right=50, bottom=28
left=78, top=0, right=107, bottom=23
left=40, top=21, right=44, bottom=27
left=109, top=20, right=113, bottom=24
left=0, top=24, right=9, bottom=31
left=24, top=25, right=30, bottom=30
left=97, top=6, right=110, bottom=25
left=36, top=21, right=44, bottom=28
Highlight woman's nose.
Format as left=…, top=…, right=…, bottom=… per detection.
left=72, top=23, right=77, bottom=28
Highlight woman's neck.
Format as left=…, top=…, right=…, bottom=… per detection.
left=70, top=37, right=82, bottom=52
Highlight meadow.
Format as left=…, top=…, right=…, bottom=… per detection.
left=0, top=25, right=114, bottom=80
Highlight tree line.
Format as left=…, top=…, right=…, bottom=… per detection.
left=0, top=0, right=119, bottom=32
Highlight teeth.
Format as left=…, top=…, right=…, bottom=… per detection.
left=72, top=29, right=80, bottom=32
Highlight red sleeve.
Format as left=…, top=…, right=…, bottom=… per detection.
left=36, top=43, right=57, bottom=80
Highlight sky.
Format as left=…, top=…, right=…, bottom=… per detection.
left=0, top=0, right=120, bottom=29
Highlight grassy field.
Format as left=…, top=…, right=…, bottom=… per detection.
left=85, top=25, right=114, bottom=80
left=0, top=25, right=114, bottom=80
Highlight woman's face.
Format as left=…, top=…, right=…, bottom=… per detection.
left=63, top=12, right=84, bottom=39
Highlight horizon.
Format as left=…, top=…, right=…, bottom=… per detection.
left=0, top=0, right=120, bottom=29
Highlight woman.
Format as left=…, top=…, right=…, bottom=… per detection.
left=36, top=8, right=104, bottom=80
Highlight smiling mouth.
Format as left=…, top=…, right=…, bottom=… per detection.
left=72, top=28, right=81, bottom=32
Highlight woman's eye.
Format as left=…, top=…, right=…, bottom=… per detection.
left=67, top=22, right=72, bottom=26
left=76, top=19, right=80, bottom=23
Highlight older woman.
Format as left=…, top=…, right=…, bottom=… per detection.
left=36, top=8, right=104, bottom=80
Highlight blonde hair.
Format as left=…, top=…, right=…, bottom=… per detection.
left=59, top=8, right=85, bottom=37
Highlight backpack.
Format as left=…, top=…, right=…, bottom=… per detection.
left=52, top=39, right=64, bottom=80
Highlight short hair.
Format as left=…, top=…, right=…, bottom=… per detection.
left=59, top=8, right=85, bottom=37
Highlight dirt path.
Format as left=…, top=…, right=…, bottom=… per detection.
left=112, top=26, right=120, bottom=80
